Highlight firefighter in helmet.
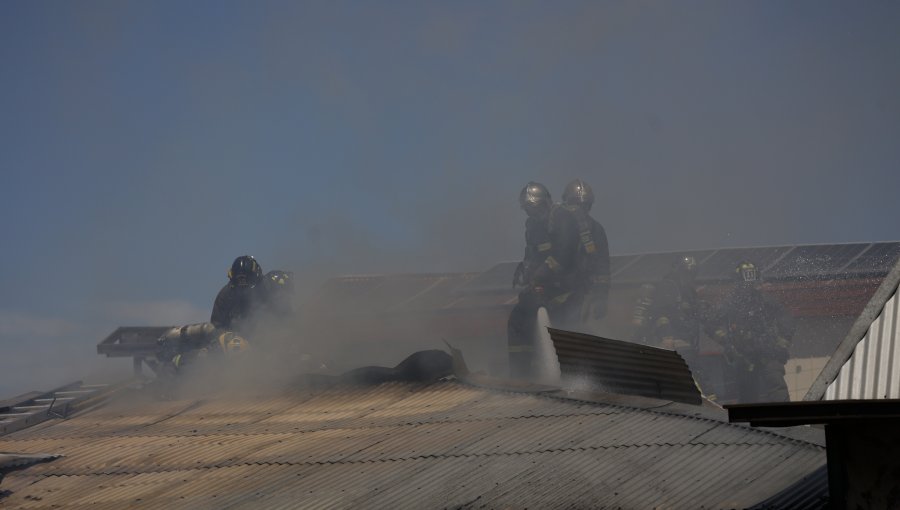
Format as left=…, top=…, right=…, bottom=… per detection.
left=210, top=255, right=266, bottom=332
left=632, top=255, right=701, bottom=348
left=559, top=179, right=611, bottom=326
left=263, top=269, right=296, bottom=318
left=508, top=182, right=580, bottom=379
left=631, top=255, right=708, bottom=387
left=707, top=261, right=794, bottom=402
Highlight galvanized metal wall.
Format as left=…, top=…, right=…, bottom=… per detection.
left=825, top=288, right=900, bottom=399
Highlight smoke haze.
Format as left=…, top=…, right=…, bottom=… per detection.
left=2, top=1, right=900, bottom=395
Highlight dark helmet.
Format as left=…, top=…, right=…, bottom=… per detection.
left=676, top=255, right=698, bottom=276
left=562, top=179, right=594, bottom=211
left=265, top=270, right=294, bottom=291
left=518, top=182, right=552, bottom=217
left=735, top=261, right=760, bottom=283
left=228, top=255, right=262, bottom=288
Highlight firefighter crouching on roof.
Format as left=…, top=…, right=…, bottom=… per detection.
left=157, top=322, right=252, bottom=373
left=508, top=182, right=581, bottom=379
left=706, top=261, right=794, bottom=402
left=158, top=255, right=270, bottom=373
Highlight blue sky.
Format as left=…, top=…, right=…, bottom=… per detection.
left=2, top=0, right=899, bottom=395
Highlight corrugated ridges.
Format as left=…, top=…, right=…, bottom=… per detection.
left=826, top=285, right=900, bottom=399
left=550, top=328, right=702, bottom=405
left=0, top=380, right=825, bottom=509
left=748, top=463, right=829, bottom=510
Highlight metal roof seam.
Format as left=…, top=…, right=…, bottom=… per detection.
left=0, top=409, right=632, bottom=442
left=10, top=441, right=815, bottom=481
left=0, top=380, right=828, bottom=509
left=516, top=390, right=825, bottom=448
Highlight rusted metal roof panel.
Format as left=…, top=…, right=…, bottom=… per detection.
left=549, top=328, right=702, bottom=405
left=0, top=380, right=825, bottom=509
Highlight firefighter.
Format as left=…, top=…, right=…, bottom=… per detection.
left=632, top=255, right=702, bottom=351
left=708, top=261, right=794, bottom=402
left=559, top=179, right=611, bottom=326
left=508, top=182, right=580, bottom=379
left=154, top=256, right=267, bottom=378
left=262, top=270, right=295, bottom=318
left=630, top=256, right=711, bottom=390
left=210, top=255, right=266, bottom=332
left=160, top=324, right=251, bottom=373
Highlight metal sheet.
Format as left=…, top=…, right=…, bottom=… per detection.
left=826, top=286, right=900, bottom=399
left=0, top=380, right=826, bottom=509
left=803, top=258, right=900, bottom=400
left=549, top=328, right=702, bottom=405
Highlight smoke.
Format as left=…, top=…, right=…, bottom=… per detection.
left=2, top=1, right=900, bottom=397
left=0, top=300, right=208, bottom=397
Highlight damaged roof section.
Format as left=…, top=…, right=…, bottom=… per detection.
left=0, top=453, right=59, bottom=481
left=0, top=377, right=825, bottom=509
left=549, top=328, right=701, bottom=405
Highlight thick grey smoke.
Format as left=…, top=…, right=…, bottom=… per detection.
left=2, top=1, right=900, bottom=396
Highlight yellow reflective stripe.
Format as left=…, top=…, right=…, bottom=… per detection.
left=655, top=317, right=670, bottom=327
left=545, top=256, right=561, bottom=271
left=508, top=345, right=534, bottom=353
left=551, top=292, right=571, bottom=304
left=537, top=242, right=552, bottom=252
left=218, top=332, right=233, bottom=351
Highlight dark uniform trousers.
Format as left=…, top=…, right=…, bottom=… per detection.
left=507, top=288, right=577, bottom=379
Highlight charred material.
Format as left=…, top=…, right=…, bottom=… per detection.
left=294, top=350, right=454, bottom=388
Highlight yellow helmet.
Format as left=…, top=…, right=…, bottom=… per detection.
left=735, top=261, right=759, bottom=283
left=217, top=332, right=251, bottom=354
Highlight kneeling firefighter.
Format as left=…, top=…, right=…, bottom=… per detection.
left=157, top=322, right=252, bottom=373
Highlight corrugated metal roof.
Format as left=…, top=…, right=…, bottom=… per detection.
left=747, top=462, right=829, bottom=510
left=0, top=379, right=824, bottom=508
left=807, top=259, right=900, bottom=400
left=549, top=328, right=701, bottom=405
left=826, top=285, right=900, bottom=399
left=0, top=453, right=60, bottom=473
